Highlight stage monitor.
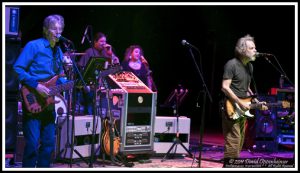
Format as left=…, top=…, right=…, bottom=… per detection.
left=5, top=6, right=20, bottom=37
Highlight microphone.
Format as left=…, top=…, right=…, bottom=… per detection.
left=56, top=34, right=72, bottom=43
left=103, top=44, right=111, bottom=50
left=141, top=56, right=149, bottom=67
left=181, top=39, right=194, bottom=48
left=255, top=52, right=274, bottom=57
left=147, top=70, right=152, bottom=76
left=81, top=26, right=89, bottom=44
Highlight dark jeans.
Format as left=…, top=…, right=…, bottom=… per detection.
left=22, top=107, right=56, bottom=168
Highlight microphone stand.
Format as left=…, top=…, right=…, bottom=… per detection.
left=82, top=27, right=105, bottom=167
left=60, top=40, right=90, bottom=167
left=187, top=47, right=213, bottom=168
left=263, top=55, right=294, bottom=87
left=84, top=26, right=98, bottom=58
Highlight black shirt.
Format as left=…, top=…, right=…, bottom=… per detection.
left=121, top=60, right=150, bottom=86
left=223, top=58, right=253, bottom=98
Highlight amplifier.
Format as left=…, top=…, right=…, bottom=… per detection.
left=56, top=115, right=101, bottom=159
left=14, top=136, right=26, bottom=162
left=153, top=116, right=191, bottom=154
left=271, top=88, right=295, bottom=136
left=278, top=134, right=295, bottom=145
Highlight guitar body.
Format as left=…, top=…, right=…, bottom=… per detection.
left=102, top=119, right=120, bottom=156
left=21, top=75, right=59, bottom=113
left=21, top=75, right=74, bottom=113
left=225, top=97, right=253, bottom=120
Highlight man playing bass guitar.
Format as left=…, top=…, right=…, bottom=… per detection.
left=13, top=14, right=69, bottom=168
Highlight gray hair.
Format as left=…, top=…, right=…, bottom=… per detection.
left=43, top=14, right=64, bottom=36
left=234, top=34, right=255, bottom=58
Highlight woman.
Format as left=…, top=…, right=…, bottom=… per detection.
left=121, top=45, right=157, bottom=92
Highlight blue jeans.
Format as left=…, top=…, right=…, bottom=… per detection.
left=22, top=107, right=56, bottom=168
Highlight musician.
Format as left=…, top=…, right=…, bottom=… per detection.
left=121, top=45, right=157, bottom=92
left=13, top=14, right=68, bottom=167
left=78, top=32, right=119, bottom=115
left=221, top=34, right=268, bottom=159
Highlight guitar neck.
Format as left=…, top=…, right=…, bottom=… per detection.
left=48, top=81, right=74, bottom=96
left=250, top=102, right=281, bottom=109
left=266, top=102, right=282, bottom=107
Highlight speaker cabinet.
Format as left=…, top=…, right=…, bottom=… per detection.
left=56, top=115, right=101, bottom=159
left=255, top=95, right=278, bottom=152
left=275, top=88, right=295, bottom=136
left=5, top=39, right=21, bottom=154
left=5, top=97, right=18, bottom=153
left=5, top=39, right=21, bottom=93
left=153, top=116, right=191, bottom=154
left=14, top=136, right=26, bottom=162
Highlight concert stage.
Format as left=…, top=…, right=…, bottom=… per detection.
left=5, top=130, right=294, bottom=169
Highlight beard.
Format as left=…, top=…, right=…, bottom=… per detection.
left=249, top=56, right=256, bottom=61
left=245, top=52, right=256, bottom=61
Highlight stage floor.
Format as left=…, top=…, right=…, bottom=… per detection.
left=5, top=130, right=295, bottom=169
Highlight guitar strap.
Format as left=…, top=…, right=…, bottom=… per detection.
left=52, top=45, right=64, bottom=75
left=247, top=63, right=259, bottom=97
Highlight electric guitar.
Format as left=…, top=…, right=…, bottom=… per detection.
left=225, top=97, right=290, bottom=120
left=102, top=118, right=121, bottom=156
left=21, top=75, right=74, bottom=113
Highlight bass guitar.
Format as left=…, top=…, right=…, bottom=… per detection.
left=225, top=97, right=290, bottom=120
left=102, top=118, right=121, bottom=156
left=21, top=75, right=74, bottom=113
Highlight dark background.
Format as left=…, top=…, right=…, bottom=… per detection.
left=6, top=4, right=296, bottom=134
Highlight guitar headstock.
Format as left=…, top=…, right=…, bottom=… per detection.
left=282, top=100, right=291, bottom=108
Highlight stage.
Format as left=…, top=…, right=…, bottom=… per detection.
left=4, top=3, right=297, bottom=170
left=5, top=130, right=294, bottom=169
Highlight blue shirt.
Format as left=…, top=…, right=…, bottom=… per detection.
left=13, top=38, right=67, bottom=88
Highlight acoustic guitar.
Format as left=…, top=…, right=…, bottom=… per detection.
left=21, top=75, right=74, bottom=113
left=225, top=96, right=290, bottom=120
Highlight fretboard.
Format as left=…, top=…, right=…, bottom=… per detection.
left=250, top=102, right=281, bottom=109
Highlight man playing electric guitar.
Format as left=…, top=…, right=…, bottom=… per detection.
left=221, top=34, right=268, bottom=160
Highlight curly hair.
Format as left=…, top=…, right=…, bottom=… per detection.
left=124, top=45, right=144, bottom=61
left=234, top=34, right=255, bottom=58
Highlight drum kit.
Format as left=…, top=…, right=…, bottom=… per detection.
left=55, top=52, right=86, bottom=119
